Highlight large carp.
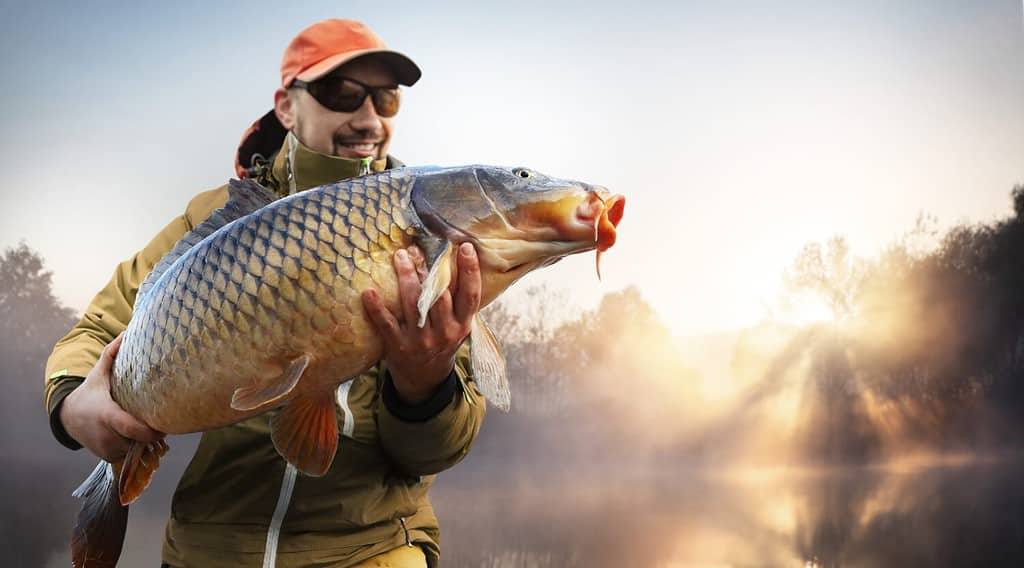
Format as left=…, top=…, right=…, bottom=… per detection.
left=71, top=165, right=624, bottom=567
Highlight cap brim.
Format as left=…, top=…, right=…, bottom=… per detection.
left=293, top=48, right=421, bottom=86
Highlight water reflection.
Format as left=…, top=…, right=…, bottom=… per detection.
left=20, top=442, right=1024, bottom=566
left=431, top=456, right=1024, bottom=567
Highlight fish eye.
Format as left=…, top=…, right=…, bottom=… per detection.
left=515, top=169, right=532, bottom=179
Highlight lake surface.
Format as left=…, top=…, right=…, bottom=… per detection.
left=28, top=449, right=1024, bottom=567
left=431, top=456, right=1024, bottom=568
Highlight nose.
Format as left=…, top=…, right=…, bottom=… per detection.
left=348, top=96, right=384, bottom=132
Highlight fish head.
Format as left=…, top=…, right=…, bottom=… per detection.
left=410, top=165, right=625, bottom=304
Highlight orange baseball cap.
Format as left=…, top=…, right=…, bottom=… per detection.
left=280, top=19, right=421, bottom=88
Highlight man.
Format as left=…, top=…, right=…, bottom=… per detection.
left=45, top=19, right=486, bottom=568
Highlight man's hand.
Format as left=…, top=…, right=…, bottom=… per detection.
left=362, top=243, right=482, bottom=404
left=60, top=335, right=165, bottom=462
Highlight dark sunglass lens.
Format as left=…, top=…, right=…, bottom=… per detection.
left=372, top=89, right=400, bottom=117
left=311, top=79, right=366, bottom=112
left=308, top=77, right=399, bottom=116
left=334, top=84, right=368, bottom=112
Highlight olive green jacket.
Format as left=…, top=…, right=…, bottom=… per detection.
left=44, top=136, right=486, bottom=567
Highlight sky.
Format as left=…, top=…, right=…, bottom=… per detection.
left=1, top=0, right=1022, bottom=336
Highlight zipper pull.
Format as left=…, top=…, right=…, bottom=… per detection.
left=399, top=517, right=412, bottom=547
left=286, top=132, right=299, bottom=194
left=359, top=156, right=372, bottom=176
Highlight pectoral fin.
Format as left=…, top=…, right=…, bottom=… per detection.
left=271, top=391, right=339, bottom=477
left=231, top=354, right=312, bottom=412
left=417, top=241, right=455, bottom=328
left=470, top=314, right=510, bottom=411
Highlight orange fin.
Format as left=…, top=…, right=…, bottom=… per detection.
left=72, top=461, right=128, bottom=568
left=271, top=391, right=338, bottom=477
left=231, top=354, right=312, bottom=412
left=118, top=439, right=169, bottom=506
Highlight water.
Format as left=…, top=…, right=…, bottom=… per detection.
left=431, top=456, right=1024, bottom=567
left=21, top=448, right=1024, bottom=567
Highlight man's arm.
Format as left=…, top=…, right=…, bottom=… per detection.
left=376, top=344, right=486, bottom=476
left=363, top=243, right=487, bottom=476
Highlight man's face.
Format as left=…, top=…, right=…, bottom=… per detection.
left=275, top=57, right=399, bottom=160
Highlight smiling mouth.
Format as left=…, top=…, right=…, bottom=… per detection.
left=335, top=140, right=379, bottom=156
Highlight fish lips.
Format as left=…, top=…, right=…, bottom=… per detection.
left=474, top=237, right=598, bottom=274
left=596, top=194, right=626, bottom=252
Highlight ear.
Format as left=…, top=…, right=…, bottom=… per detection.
left=274, top=88, right=297, bottom=131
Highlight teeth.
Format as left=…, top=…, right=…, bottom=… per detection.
left=343, top=143, right=375, bottom=151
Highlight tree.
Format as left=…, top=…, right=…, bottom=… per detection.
left=0, top=241, right=78, bottom=442
left=0, top=242, right=77, bottom=374
left=0, top=242, right=80, bottom=567
left=785, top=236, right=867, bottom=322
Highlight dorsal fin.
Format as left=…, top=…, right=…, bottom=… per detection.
left=136, top=179, right=276, bottom=307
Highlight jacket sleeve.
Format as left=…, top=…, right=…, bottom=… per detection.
left=43, top=187, right=227, bottom=449
left=376, top=343, right=487, bottom=476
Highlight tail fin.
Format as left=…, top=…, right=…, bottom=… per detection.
left=71, top=461, right=128, bottom=568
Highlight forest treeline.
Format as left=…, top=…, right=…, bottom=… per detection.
left=3, top=182, right=1023, bottom=484
left=472, top=183, right=1024, bottom=470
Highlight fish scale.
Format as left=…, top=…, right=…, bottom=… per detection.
left=112, top=170, right=413, bottom=434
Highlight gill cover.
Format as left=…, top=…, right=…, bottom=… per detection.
left=409, top=167, right=488, bottom=324
left=409, top=167, right=511, bottom=410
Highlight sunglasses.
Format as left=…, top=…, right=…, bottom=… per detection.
left=291, top=76, right=401, bottom=118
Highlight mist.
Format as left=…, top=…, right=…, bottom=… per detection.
left=5, top=185, right=1024, bottom=566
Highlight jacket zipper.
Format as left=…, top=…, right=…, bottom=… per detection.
left=264, top=386, right=353, bottom=567
left=399, top=517, right=412, bottom=547
left=285, top=132, right=299, bottom=195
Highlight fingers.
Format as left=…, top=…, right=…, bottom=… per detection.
left=107, top=406, right=164, bottom=444
left=362, top=289, right=403, bottom=344
left=407, top=245, right=428, bottom=281
left=107, top=333, right=124, bottom=355
left=97, top=334, right=124, bottom=374
left=375, top=243, right=478, bottom=347
left=96, top=434, right=132, bottom=462
left=429, top=289, right=456, bottom=337
left=408, top=245, right=438, bottom=330
left=453, top=243, right=482, bottom=323
left=393, top=249, right=424, bottom=327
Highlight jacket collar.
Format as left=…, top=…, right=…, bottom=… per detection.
left=263, top=133, right=390, bottom=197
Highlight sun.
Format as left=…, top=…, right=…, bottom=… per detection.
left=775, top=293, right=835, bottom=327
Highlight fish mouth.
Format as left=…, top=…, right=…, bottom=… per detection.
left=567, top=190, right=626, bottom=278
left=477, top=238, right=596, bottom=275
left=414, top=178, right=626, bottom=278
left=593, top=193, right=626, bottom=278
left=475, top=191, right=625, bottom=277
left=595, top=193, right=626, bottom=251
